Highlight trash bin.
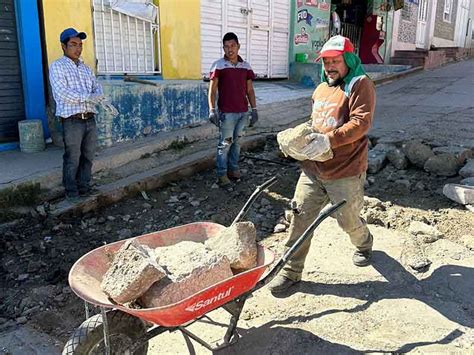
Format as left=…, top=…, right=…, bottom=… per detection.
left=18, top=119, right=46, bottom=153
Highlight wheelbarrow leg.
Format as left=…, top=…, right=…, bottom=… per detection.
left=84, top=301, right=90, bottom=319
left=222, top=296, right=247, bottom=344
left=100, top=307, right=111, bottom=355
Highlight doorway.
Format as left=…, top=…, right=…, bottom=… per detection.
left=330, top=0, right=368, bottom=54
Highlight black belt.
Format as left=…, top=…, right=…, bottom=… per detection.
left=63, top=112, right=95, bottom=120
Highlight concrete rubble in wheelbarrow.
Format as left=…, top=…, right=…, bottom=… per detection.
left=100, top=221, right=258, bottom=307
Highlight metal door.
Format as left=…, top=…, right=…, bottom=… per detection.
left=200, top=0, right=289, bottom=78
left=455, top=0, right=470, bottom=47
left=415, top=0, right=429, bottom=48
left=0, top=0, right=24, bottom=142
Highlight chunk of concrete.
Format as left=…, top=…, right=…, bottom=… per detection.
left=424, top=154, right=460, bottom=177
left=433, top=146, right=473, bottom=164
left=101, top=239, right=166, bottom=304
left=386, top=147, right=408, bottom=170
left=459, top=159, right=474, bottom=178
left=138, top=241, right=233, bottom=308
left=443, top=184, right=474, bottom=205
left=277, top=122, right=333, bottom=162
left=460, top=177, right=474, bottom=186
left=408, top=221, right=443, bottom=242
left=368, top=149, right=387, bottom=174
left=403, top=141, right=434, bottom=168
left=205, top=221, right=258, bottom=270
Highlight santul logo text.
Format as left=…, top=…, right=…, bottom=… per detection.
left=185, top=286, right=234, bottom=312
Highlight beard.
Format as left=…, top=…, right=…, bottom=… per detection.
left=326, top=71, right=343, bottom=87
left=327, top=77, right=343, bottom=87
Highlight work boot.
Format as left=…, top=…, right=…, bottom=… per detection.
left=218, top=175, right=232, bottom=187
left=227, top=169, right=241, bottom=181
left=268, top=275, right=299, bottom=294
left=352, top=250, right=372, bottom=267
left=79, top=187, right=100, bottom=197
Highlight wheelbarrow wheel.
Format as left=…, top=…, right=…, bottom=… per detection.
left=62, top=310, right=148, bottom=355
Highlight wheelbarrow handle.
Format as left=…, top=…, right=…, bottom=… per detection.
left=253, top=199, right=347, bottom=291
left=231, top=176, right=278, bottom=226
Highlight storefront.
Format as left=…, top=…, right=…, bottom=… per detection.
left=290, top=0, right=395, bottom=65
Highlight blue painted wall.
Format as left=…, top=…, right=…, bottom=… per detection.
left=14, top=0, right=48, bottom=137
left=95, top=80, right=209, bottom=146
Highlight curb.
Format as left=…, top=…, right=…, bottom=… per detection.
left=373, top=66, right=424, bottom=86
left=50, top=136, right=267, bottom=217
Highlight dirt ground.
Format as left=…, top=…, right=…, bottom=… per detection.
left=0, top=137, right=473, bottom=354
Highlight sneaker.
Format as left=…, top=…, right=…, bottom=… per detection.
left=218, top=175, right=232, bottom=187
left=227, top=170, right=241, bottom=181
left=353, top=250, right=372, bottom=267
left=268, top=275, right=299, bottom=294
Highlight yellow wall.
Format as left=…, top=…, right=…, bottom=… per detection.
left=157, top=0, right=201, bottom=79
left=42, top=0, right=95, bottom=69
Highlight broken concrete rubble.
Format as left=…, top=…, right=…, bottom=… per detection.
left=138, top=241, right=233, bottom=308
left=101, top=239, right=166, bottom=304
left=205, top=221, right=258, bottom=270
left=443, top=184, right=474, bottom=205
left=277, top=122, right=333, bottom=162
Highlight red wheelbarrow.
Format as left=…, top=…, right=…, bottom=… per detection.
left=63, top=177, right=345, bottom=354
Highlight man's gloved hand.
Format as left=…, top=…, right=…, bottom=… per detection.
left=301, top=133, right=331, bottom=160
left=209, top=108, right=220, bottom=127
left=101, top=99, right=119, bottom=117
left=249, top=108, right=258, bottom=127
left=86, top=93, right=106, bottom=105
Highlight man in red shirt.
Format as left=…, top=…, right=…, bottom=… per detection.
left=208, top=32, right=258, bottom=187
left=270, top=36, right=376, bottom=294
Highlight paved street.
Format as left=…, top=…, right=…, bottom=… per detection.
left=372, top=59, right=474, bottom=148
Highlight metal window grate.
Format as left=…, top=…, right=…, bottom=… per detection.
left=92, top=0, right=161, bottom=75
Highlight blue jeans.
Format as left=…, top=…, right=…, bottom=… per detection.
left=216, top=112, right=249, bottom=177
left=62, top=117, right=97, bottom=197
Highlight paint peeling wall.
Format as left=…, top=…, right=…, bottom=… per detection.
left=98, top=80, right=208, bottom=146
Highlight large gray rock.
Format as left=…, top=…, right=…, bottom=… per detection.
left=368, top=149, right=387, bottom=174
left=432, top=146, right=473, bottom=164
left=460, top=177, right=474, bottom=186
left=403, top=141, right=435, bottom=168
left=205, top=221, right=258, bottom=270
left=423, top=154, right=460, bottom=177
left=459, top=159, right=474, bottom=178
left=138, top=241, right=233, bottom=308
left=101, top=240, right=166, bottom=304
left=443, top=184, right=474, bottom=205
left=386, top=147, right=408, bottom=170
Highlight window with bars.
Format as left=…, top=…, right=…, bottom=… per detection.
left=92, top=0, right=161, bottom=75
left=443, top=0, right=453, bottom=23
left=401, top=3, right=411, bottom=21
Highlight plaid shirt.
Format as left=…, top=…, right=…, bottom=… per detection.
left=49, top=56, right=103, bottom=117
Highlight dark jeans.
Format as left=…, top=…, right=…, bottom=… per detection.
left=62, top=117, right=97, bottom=197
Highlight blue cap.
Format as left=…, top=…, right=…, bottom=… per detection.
left=60, top=28, right=87, bottom=43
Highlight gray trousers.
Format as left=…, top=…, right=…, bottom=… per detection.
left=282, top=172, right=372, bottom=281
left=62, top=117, right=97, bottom=197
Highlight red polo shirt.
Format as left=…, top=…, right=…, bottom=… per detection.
left=209, top=56, right=255, bottom=113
